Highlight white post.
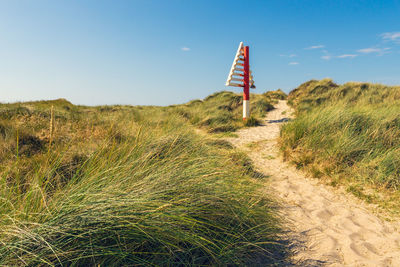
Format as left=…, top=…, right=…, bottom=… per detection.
left=243, top=100, right=250, bottom=119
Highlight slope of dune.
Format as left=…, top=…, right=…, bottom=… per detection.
left=230, top=100, right=400, bottom=266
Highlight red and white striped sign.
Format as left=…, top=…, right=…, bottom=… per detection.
left=225, top=42, right=255, bottom=119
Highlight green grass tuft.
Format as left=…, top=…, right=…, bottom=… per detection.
left=244, top=116, right=261, bottom=127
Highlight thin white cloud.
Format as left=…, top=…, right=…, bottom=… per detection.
left=357, top=47, right=390, bottom=54
left=321, top=55, right=332, bottom=60
left=321, top=49, right=332, bottom=60
left=381, top=32, right=400, bottom=41
left=358, top=48, right=381, bottom=53
left=280, top=54, right=297, bottom=58
left=288, top=62, right=299, bottom=65
left=357, top=47, right=391, bottom=56
left=181, top=47, right=191, bottom=51
left=337, top=54, right=357, bottom=58
left=305, top=45, right=325, bottom=50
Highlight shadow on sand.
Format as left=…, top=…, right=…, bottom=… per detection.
left=268, top=118, right=291, bottom=124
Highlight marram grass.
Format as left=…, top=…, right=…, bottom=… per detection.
left=281, top=79, right=400, bottom=211
left=0, top=93, right=287, bottom=265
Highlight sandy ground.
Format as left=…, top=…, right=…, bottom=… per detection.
left=229, top=100, right=400, bottom=266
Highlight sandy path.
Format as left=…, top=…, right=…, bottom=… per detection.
left=229, top=100, right=400, bottom=266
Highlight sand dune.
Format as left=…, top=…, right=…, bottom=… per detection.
left=229, top=100, right=400, bottom=266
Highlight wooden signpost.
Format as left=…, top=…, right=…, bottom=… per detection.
left=225, top=42, right=255, bottom=120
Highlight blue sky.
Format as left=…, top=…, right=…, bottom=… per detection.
left=1, top=0, right=400, bottom=106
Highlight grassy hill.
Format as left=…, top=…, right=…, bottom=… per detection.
left=0, top=91, right=288, bottom=265
left=281, top=79, right=400, bottom=212
left=170, top=90, right=284, bottom=132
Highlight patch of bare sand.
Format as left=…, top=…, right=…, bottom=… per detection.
left=229, top=100, right=400, bottom=266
